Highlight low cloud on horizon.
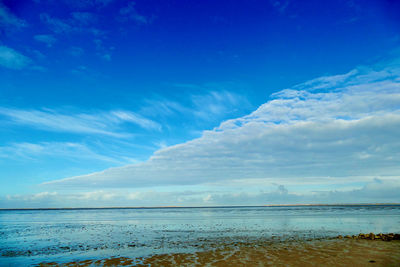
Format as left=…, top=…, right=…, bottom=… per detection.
left=2, top=178, right=400, bottom=208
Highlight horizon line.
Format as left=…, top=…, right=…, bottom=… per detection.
left=1, top=203, right=400, bottom=211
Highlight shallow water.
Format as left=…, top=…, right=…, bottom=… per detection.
left=0, top=205, right=399, bottom=266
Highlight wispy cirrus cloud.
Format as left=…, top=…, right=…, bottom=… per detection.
left=61, top=0, right=114, bottom=9
left=93, top=39, right=113, bottom=61
left=39, top=12, right=103, bottom=36
left=44, top=59, right=400, bottom=195
left=269, top=0, right=290, bottom=14
left=34, top=34, right=57, bottom=47
left=140, top=89, right=251, bottom=123
left=112, top=111, right=161, bottom=131
left=191, top=90, right=250, bottom=120
left=0, top=142, right=120, bottom=163
left=0, top=2, right=27, bottom=29
left=40, top=13, right=73, bottom=34
left=0, top=108, right=161, bottom=137
left=71, top=11, right=98, bottom=26
left=0, top=46, right=31, bottom=70
left=68, top=46, right=85, bottom=57
left=140, top=99, right=189, bottom=118
left=119, top=1, right=154, bottom=24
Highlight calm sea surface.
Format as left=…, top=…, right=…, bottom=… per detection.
left=1, top=205, right=399, bottom=265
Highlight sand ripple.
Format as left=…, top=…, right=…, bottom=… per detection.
left=38, top=238, right=400, bottom=266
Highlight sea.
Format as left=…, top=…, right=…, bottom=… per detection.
left=1, top=205, right=399, bottom=266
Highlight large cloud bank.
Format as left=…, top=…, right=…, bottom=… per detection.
left=44, top=63, right=400, bottom=191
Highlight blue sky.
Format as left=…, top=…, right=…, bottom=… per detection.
left=1, top=0, right=400, bottom=207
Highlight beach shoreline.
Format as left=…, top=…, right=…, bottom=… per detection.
left=37, top=235, right=400, bottom=266
left=2, top=206, right=399, bottom=266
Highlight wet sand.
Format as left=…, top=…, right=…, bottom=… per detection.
left=38, top=238, right=400, bottom=266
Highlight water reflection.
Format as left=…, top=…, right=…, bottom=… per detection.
left=0, top=205, right=399, bottom=265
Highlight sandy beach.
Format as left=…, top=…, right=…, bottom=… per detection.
left=38, top=237, right=400, bottom=266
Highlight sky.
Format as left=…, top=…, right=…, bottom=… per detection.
left=0, top=0, right=400, bottom=208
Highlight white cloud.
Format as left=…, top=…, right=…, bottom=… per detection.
left=0, top=108, right=161, bottom=136
left=68, top=46, right=85, bottom=57
left=112, top=111, right=162, bottom=131
left=43, top=61, right=400, bottom=194
left=140, top=99, right=189, bottom=118
left=290, top=69, right=358, bottom=91
left=94, top=39, right=113, bottom=61
left=34, top=34, right=57, bottom=47
left=6, top=192, right=58, bottom=202
left=119, top=2, right=153, bottom=24
left=71, top=11, right=97, bottom=25
left=62, top=0, right=114, bottom=9
left=40, top=12, right=103, bottom=36
left=269, top=0, right=290, bottom=14
left=0, top=2, right=27, bottom=28
left=140, top=89, right=250, bottom=123
left=3, top=178, right=400, bottom=208
left=40, top=13, right=73, bottom=33
left=205, top=179, right=400, bottom=205
left=102, top=53, right=111, bottom=61
left=0, top=46, right=31, bottom=70
left=0, top=142, right=120, bottom=163
left=191, top=90, right=250, bottom=120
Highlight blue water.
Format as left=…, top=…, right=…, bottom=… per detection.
left=0, top=205, right=399, bottom=266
